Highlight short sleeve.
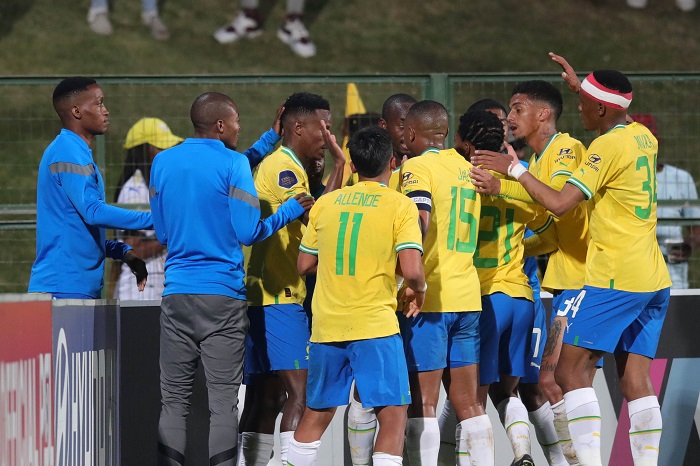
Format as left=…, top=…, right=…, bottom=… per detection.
left=299, top=202, right=320, bottom=255
left=567, top=136, right=625, bottom=200
left=394, top=199, right=424, bottom=254
left=401, top=159, right=433, bottom=212
left=270, top=163, right=309, bottom=203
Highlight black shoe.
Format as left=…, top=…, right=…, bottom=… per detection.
left=511, top=454, right=535, bottom=466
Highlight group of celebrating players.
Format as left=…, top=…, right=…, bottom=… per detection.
left=200, top=53, right=670, bottom=466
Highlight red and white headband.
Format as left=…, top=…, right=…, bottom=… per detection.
left=580, top=73, right=633, bottom=110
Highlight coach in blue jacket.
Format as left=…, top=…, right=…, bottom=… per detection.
left=150, top=92, right=314, bottom=466
left=29, top=77, right=152, bottom=299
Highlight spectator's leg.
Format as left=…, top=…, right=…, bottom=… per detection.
left=87, top=0, right=112, bottom=35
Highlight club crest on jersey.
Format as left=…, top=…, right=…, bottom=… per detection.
left=278, top=170, right=298, bottom=189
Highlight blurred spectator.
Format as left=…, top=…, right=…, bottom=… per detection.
left=632, top=113, right=700, bottom=288
left=87, top=0, right=170, bottom=40
left=627, top=0, right=696, bottom=12
left=112, top=118, right=183, bottom=300
left=214, top=0, right=316, bottom=57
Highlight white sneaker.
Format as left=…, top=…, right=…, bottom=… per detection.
left=676, top=0, right=697, bottom=11
left=142, top=12, right=170, bottom=40
left=277, top=18, right=316, bottom=58
left=213, top=12, right=263, bottom=44
left=626, top=0, right=648, bottom=8
left=87, top=7, right=113, bottom=36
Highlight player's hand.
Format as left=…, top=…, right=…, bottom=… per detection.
left=549, top=52, right=581, bottom=93
left=470, top=149, right=512, bottom=175
left=293, top=192, right=315, bottom=211
left=322, top=124, right=345, bottom=165
left=400, top=285, right=425, bottom=318
left=272, top=104, right=285, bottom=136
left=470, top=167, right=501, bottom=195
left=123, top=249, right=148, bottom=292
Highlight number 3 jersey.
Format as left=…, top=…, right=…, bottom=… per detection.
left=401, top=148, right=482, bottom=313
left=299, top=181, right=423, bottom=343
left=566, top=123, right=671, bottom=292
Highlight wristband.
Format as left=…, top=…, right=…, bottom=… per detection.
left=414, top=282, right=428, bottom=294
left=508, top=162, right=527, bottom=180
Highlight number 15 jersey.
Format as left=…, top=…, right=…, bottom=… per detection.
left=401, top=148, right=482, bottom=313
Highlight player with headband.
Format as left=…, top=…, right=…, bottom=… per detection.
left=471, top=62, right=671, bottom=466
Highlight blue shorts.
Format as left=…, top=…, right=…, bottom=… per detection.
left=552, top=289, right=604, bottom=368
left=562, top=286, right=670, bottom=358
left=521, top=296, right=547, bottom=384
left=398, top=311, right=480, bottom=372
left=245, top=304, right=310, bottom=374
left=479, top=293, right=535, bottom=385
left=306, top=334, right=411, bottom=409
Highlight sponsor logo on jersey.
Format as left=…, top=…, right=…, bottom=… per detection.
left=278, top=170, right=298, bottom=189
left=402, top=172, right=414, bottom=182
left=584, top=154, right=601, bottom=172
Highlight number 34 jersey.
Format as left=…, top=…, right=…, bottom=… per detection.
left=566, top=123, right=671, bottom=292
left=401, top=148, right=482, bottom=313
left=300, top=181, right=423, bottom=343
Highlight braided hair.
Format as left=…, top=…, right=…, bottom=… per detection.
left=457, top=111, right=504, bottom=152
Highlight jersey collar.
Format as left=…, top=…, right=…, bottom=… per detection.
left=420, top=148, right=440, bottom=156
left=535, top=133, right=560, bottom=162
left=605, top=124, right=627, bottom=134
left=280, top=146, right=304, bottom=170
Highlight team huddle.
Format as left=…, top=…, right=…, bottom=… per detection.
left=28, top=53, right=670, bottom=466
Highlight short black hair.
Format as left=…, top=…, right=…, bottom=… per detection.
left=458, top=111, right=504, bottom=152
left=281, top=92, right=330, bottom=123
left=346, top=112, right=380, bottom=138
left=592, top=70, right=633, bottom=94
left=467, top=98, right=507, bottom=115
left=381, top=93, right=417, bottom=119
left=405, top=100, right=449, bottom=128
left=511, top=80, right=564, bottom=121
left=52, top=77, right=97, bottom=105
left=348, top=126, right=393, bottom=178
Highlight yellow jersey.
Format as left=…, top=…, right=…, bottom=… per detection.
left=476, top=181, right=552, bottom=300
left=566, top=123, right=671, bottom=292
left=246, top=146, right=309, bottom=306
left=300, top=181, right=423, bottom=343
left=501, top=133, right=590, bottom=291
left=401, top=148, right=482, bottom=313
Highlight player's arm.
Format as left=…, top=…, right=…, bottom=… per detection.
left=298, top=203, right=320, bottom=276
left=121, top=233, right=167, bottom=259
left=242, top=105, right=285, bottom=169
left=473, top=165, right=584, bottom=217
left=524, top=215, right=558, bottom=257
left=229, top=159, right=313, bottom=246
left=549, top=52, right=582, bottom=94
left=53, top=161, right=153, bottom=230
left=321, top=124, right=346, bottom=196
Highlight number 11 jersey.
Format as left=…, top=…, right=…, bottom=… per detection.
left=401, top=148, right=482, bottom=313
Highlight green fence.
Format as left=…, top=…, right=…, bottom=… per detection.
left=2, top=73, right=700, bottom=293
